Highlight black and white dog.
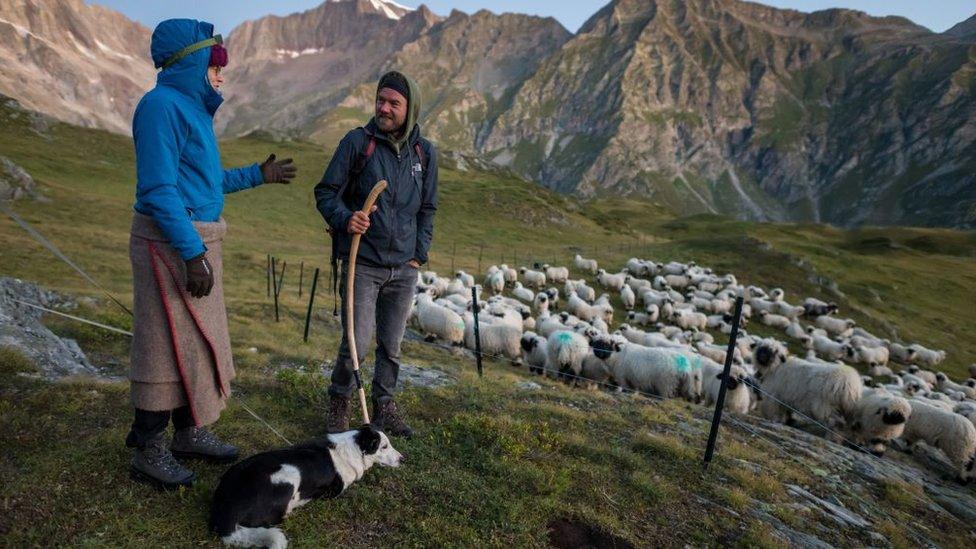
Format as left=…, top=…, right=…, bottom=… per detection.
left=210, top=425, right=403, bottom=548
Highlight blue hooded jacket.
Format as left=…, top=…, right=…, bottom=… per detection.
left=132, top=19, right=263, bottom=260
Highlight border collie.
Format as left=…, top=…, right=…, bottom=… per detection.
left=210, top=425, right=403, bottom=548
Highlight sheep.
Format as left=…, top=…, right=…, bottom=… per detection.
left=758, top=311, right=792, bottom=330
left=625, top=257, right=649, bottom=276
left=701, top=361, right=751, bottom=414
left=462, top=311, right=522, bottom=364
left=886, top=341, right=918, bottom=364
left=752, top=339, right=862, bottom=436
left=909, top=344, right=947, bottom=369
left=849, top=344, right=890, bottom=368
left=660, top=262, right=689, bottom=276
left=520, top=331, right=548, bottom=374
left=519, top=267, right=547, bottom=289
left=898, top=372, right=933, bottom=393
left=848, top=388, right=912, bottom=456
left=545, top=287, right=560, bottom=308
left=567, top=293, right=613, bottom=325
left=604, top=342, right=704, bottom=402
left=617, top=324, right=686, bottom=349
left=626, top=276, right=652, bottom=293
left=620, top=285, right=636, bottom=310
left=455, top=270, right=475, bottom=288
left=910, top=395, right=955, bottom=412
left=415, top=293, right=465, bottom=345
left=688, top=296, right=712, bottom=312
left=935, top=373, right=976, bottom=399
left=542, top=264, right=569, bottom=284
left=670, top=309, right=707, bottom=331
left=573, top=254, right=598, bottom=275
left=901, top=400, right=976, bottom=482
left=499, top=264, right=518, bottom=286
left=695, top=341, right=743, bottom=366
left=580, top=334, right=621, bottom=389
left=955, top=403, right=976, bottom=428
left=537, top=311, right=571, bottom=338
left=905, top=365, right=937, bottom=386
left=784, top=322, right=813, bottom=347
left=802, top=297, right=838, bottom=317
left=749, top=297, right=777, bottom=315
left=442, top=278, right=467, bottom=297
left=664, top=274, right=691, bottom=289
left=814, top=316, right=855, bottom=338
left=771, top=301, right=804, bottom=319
left=546, top=330, right=591, bottom=380
left=811, top=335, right=852, bottom=362
left=511, top=282, right=535, bottom=303
left=486, top=270, right=505, bottom=295
left=769, top=288, right=785, bottom=302
left=626, top=306, right=658, bottom=326
left=596, top=269, right=627, bottom=291
left=532, top=292, right=550, bottom=313
left=710, top=298, right=733, bottom=315
left=435, top=297, right=469, bottom=316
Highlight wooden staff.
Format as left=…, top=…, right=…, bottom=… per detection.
left=346, top=180, right=387, bottom=425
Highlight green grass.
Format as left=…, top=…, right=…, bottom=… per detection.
left=1, top=100, right=975, bottom=546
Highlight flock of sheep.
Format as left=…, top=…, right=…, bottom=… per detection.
left=409, top=254, right=976, bottom=483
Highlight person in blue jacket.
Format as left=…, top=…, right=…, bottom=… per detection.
left=126, top=18, right=295, bottom=490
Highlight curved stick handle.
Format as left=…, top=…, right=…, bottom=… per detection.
left=345, top=179, right=387, bottom=425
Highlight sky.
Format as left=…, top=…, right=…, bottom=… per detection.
left=90, top=0, right=974, bottom=35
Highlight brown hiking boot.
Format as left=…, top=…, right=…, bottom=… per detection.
left=373, top=398, right=413, bottom=438
left=326, top=394, right=351, bottom=433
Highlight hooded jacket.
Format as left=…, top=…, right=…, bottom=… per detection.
left=132, top=19, right=263, bottom=260
left=314, top=74, right=438, bottom=267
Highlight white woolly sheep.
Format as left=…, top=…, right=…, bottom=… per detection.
left=463, top=311, right=522, bottom=364
left=701, top=361, right=751, bottom=414
left=620, top=285, right=636, bottom=310
left=935, top=372, right=976, bottom=399
left=545, top=287, right=560, bottom=308
left=814, top=316, right=855, bottom=338
left=499, top=264, right=518, bottom=286
left=769, top=288, right=784, bottom=302
left=546, top=329, right=591, bottom=380
left=542, top=264, right=569, bottom=284
left=849, top=344, right=890, bottom=368
left=520, top=331, right=548, bottom=374
left=802, top=297, right=838, bottom=317
left=758, top=311, right=792, bottom=330
left=905, top=365, right=937, bottom=386
left=519, top=267, right=547, bottom=289
left=752, top=339, right=863, bottom=436
left=695, top=341, right=743, bottom=366
left=455, top=270, right=475, bottom=288
left=617, top=324, right=686, bottom=349
left=901, top=399, right=976, bottom=482
left=512, top=282, right=535, bottom=303
left=596, top=269, right=627, bottom=291
left=909, top=344, right=947, bottom=369
left=848, top=388, right=912, bottom=456
left=604, top=342, right=704, bottom=402
left=670, top=309, right=707, bottom=331
left=574, top=254, right=598, bottom=275
left=486, top=270, right=505, bottom=295
left=533, top=291, right=550, bottom=313
left=811, top=335, right=852, bottom=362
left=886, top=341, right=918, bottom=364
left=771, top=301, right=804, bottom=319
left=415, top=293, right=466, bottom=345
left=784, top=322, right=813, bottom=347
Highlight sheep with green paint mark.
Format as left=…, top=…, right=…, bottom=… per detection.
left=545, top=329, right=591, bottom=381
left=603, top=342, right=703, bottom=402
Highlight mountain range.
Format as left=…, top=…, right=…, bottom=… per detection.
left=0, top=0, right=973, bottom=228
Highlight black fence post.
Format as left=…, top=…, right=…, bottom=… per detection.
left=303, top=268, right=320, bottom=342
left=299, top=261, right=304, bottom=298
left=471, top=286, right=483, bottom=378
left=276, top=260, right=287, bottom=296
left=266, top=254, right=271, bottom=297
left=271, top=256, right=280, bottom=322
left=702, top=296, right=744, bottom=470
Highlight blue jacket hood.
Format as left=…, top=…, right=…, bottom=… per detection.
left=150, top=19, right=223, bottom=115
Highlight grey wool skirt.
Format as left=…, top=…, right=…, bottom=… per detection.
left=128, top=212, right=235, bottom=427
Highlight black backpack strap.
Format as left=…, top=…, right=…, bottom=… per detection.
left=330, top=127, right=375, bottom=315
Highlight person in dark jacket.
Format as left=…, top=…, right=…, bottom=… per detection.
left=314, top=71, right=437, bottom=437
left=127, top=19, right=295, bottom=489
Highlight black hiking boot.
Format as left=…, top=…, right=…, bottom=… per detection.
left=372, top=398, right=414, bottom=438
left=130, top=433, right=196, bottom=490
left=171, top=426, right=239, bottom=463
left=326, top=394, right=351, bottom=434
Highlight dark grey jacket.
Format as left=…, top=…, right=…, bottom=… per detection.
left=314, top=119, right=438, bottom=267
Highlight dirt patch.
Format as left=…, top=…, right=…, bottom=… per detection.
left=547, top=517, right=635, bottom=549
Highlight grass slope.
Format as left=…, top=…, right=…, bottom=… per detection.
left=1, top=102, right=975, bottom=546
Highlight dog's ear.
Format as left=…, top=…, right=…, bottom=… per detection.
left=354, top=424, right=382, bottom=455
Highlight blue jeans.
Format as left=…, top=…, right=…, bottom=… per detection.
left=329, top=261, right=417, bottom=405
